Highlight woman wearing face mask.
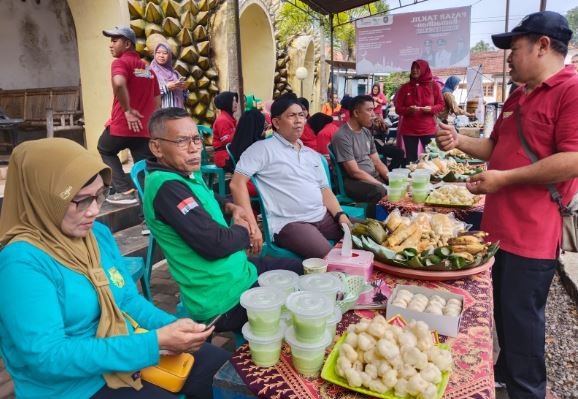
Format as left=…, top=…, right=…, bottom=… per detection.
left=394, top=59, right=444, bottom=163
left=0, top=138, right=230, bottom=399
left=150, top=43, right=188, bottom=109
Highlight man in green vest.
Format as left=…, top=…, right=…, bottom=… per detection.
left=143, top=107, right=302, bottom=332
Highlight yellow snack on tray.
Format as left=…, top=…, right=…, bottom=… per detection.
left=387, top=223, right=418, bottom=247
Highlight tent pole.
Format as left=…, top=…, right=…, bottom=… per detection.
left=501, top=0, right=510, bottom=102
left=330, top=13, right=335, bottom=109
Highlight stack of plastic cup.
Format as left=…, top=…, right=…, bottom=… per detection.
left=298, top=273, right=343, bottom=306
left=285, top=291, right=334, bottom=376
left=240, top=287, right=286, bottom=367
left=387, top=169, right=410, bottom=202
left=411, top=169, right=432, bottom=204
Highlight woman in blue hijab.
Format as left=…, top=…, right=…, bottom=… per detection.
left=438, top=76, right=473, bottom=123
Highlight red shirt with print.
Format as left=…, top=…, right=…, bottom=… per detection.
left=105, top=51, right=160, bottom=138
left=482, top=65, right=578, bottom=259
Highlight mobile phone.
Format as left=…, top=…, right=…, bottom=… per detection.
left=204, top=314, right=222, bottom=331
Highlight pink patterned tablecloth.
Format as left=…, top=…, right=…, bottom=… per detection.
left=231, top=269, right=495, bottom=399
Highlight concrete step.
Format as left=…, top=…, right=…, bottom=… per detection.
left=96, top=202, right=141, bottom=233
left=113, top=224, right=164, bottom=263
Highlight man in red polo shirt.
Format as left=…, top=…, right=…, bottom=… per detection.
left=437, top=11, right=578, bottom=398
left=98, top=26, right=160, bottom=205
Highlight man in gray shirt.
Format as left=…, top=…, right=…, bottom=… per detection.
left=331, top=95, right=389, bottom=217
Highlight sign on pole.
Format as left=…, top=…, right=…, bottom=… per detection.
left=355, top=6, right=471, bottom=74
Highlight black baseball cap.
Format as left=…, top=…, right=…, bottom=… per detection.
left=492, top=11, right=573, bottom=49
left=102, top=26, right=136, bottom=45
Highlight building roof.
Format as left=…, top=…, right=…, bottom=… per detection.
left=432, top=51, right=509, bottom=77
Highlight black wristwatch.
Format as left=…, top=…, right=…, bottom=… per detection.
left=333, top=211, right=346, bottom=223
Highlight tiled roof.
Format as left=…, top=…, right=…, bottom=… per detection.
left=432, top=51, right=509, bottom=77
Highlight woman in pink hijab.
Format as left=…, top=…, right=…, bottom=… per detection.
left=150, top=43, right=187, bottom=109
left=394, top=59, right=444, bottom=163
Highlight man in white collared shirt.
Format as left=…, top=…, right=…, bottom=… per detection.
left=230, top=94, right=351, bottom=258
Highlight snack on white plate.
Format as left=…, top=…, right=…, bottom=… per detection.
left=426, top=185, right=480, bottom=206
left=392, top=289, right=463, bottom=317
left=335, top=317, right=452, bottom=398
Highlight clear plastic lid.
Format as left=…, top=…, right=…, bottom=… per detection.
left=285, top=291, right=334, bottom=318
left=391, top=168, right=411, bottom=176
left=298, top=273, right=343, bottom=296
left=241, top=322, right=284, bottom=344
left=240, top=287, right=285, bottom=311
left=412, top=169, right=432, bottom=176
left=284, top=325, right=331, bottom=349
left=258, top=270, right=299, bottom=291
left=327, top=306, right=343, bottom=326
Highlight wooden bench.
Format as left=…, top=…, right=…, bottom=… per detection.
left=0, top=86, right=84, bottom=151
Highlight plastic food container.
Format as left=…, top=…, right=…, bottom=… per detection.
left=240, top=287, right=285, bottom=336
left=241, top=322, right=284, bottom=367
left=302, top=258, right=329, bottom=274
left=412, top=187, right=430, bottom=204
left=326, top=306, right=343, bottom=341
left=285, top=326, right=332, bottom=377
left=387, top=185, right=406, bottom=202
left=411, top=169, right=432, bottom=190
left=387, top=171, right=408, bottom=189
left=298, top=273, right=344, bottom=306
left=285, top=291, right=334, bottom=343
left=391, top=168, right=410, bottom=177
left=258, top=269, right=299, bottom=295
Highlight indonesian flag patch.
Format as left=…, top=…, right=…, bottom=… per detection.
left=177, top=197, right=198, bottom=215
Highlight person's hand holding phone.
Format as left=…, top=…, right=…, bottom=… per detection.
left=156, top=318, right=213, bottom=354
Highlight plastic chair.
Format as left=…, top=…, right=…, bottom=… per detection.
left=225, top=143, right=260, bottom=205
left=326, top=145, right=369, bottom=216
left=198, top=125, right=226, bottom=197
left=129, top=160, right=156, bottom=301
left=318, top=155, right=366, bottom=220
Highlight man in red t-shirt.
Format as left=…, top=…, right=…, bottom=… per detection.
left=98, top=26, right=160, bottom=205
left=437, top=12, right=578, bottom=398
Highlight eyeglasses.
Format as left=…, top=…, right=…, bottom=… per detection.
left=70, top=186, right=111, bottom=212
left=155, top=135, right=202, bottom=149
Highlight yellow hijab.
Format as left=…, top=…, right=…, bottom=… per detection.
left=0, top=138, right=142, bottom=390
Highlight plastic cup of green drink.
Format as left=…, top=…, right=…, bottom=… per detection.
left=240, top=287, right=285, bottom=337
left=285, top=326, right=332, bottom=377
left=411, top=169, right=432, bottom=190
left=412, top=187, right=430, bottom=204
left=241, top=322, right=284, bottom=367
left=286, top=291, right=333, bottom=343
left=326, top=306, right=343, bottom=341
left=258, top=269, right=299, bottom=295
left=387, top=185, right=405, bottom=202
left=298, top=273, right=343, bottom=306
left=387, top=171, right=408, bottom=189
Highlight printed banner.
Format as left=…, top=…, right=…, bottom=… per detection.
left=355, top=6, right=471, bottom=74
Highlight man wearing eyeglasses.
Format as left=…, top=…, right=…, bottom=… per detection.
left=142, top=107, right=302, bottom=332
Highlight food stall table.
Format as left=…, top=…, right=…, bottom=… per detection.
left=217, top=268, right=495, bottom=399
left=376, top=197, right=485, bottom=231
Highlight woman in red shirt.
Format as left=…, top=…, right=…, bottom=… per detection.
left=212, top=91, right=238, bottom=168
left=394, top=59, right=444, bottom=163
left=370, top=84, right=387, bottom=118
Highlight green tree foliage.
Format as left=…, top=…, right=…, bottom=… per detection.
left=277, top=1, right=388, bottom=59
left=566, top=7, right=578, bottom=47
left=470, top=40, right=495, bottom=53
left=378, top=72, right=410, bottom=98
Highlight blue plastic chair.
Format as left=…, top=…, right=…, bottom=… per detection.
left=318, top=155, right=366, bottom=220
left=198, top=125, right=226, bottom=197
left=326, top=145, right=369, bottom=216
left=129, top=160, right=156, bottom=301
